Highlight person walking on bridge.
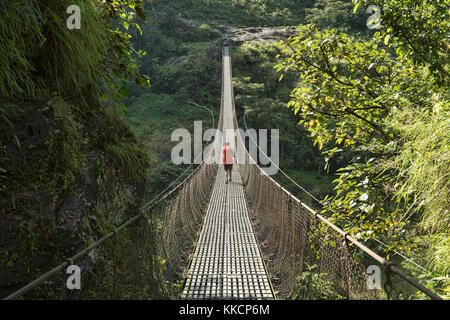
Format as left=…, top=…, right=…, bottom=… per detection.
left=222, top=142, right=234, bottom=184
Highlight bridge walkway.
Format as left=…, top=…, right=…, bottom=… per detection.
left=181, top=46, right=274, bottom=300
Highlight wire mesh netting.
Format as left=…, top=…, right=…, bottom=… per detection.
left=239, top=161, right=380, bottom=300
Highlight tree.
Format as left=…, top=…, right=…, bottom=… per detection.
left=0, top=0, right=150, bottom=108
left=354, top=0, right=449, bottom=83
left=275, top=10, right=448, bottom=291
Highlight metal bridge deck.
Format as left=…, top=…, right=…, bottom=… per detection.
left=182, top=166, right=273, bottom=299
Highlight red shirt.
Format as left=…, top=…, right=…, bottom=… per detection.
left=222, top=146, right=233, bottom=165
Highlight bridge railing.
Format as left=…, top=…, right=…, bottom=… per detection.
left=2, top=153, right=218, bottom=300
left=224, top=43, right=442, bottom=300
left=157, top=157, right=218, bottom=297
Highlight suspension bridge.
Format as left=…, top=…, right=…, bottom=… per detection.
left=2, top=44, right=442, bottom=300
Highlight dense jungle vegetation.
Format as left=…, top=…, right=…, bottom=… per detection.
left=275, top=0, right=449, bottom=298
left=0, top=0, right=160, bottom=299
left=0, top=0, right=448, bottom=299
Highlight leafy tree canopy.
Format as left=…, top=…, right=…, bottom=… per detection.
left=276, top=0, right=449, bottom=289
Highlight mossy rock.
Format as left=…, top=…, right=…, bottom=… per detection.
left=0, top=99, right=149, bottom=298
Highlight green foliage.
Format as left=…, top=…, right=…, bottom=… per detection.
left=4, top=106, right=84, bottom=197
left=39, top=1, right=109, bottom=99
left=89, top=110, right=149, bottom=184
left=42, top=125, right=84, bottom=195
left=124, top=12, right=221, bottom=198
left=120, top=0, right=448, bottom=298
left=426, top=234, right=450, bottom=276
left=293, top=264, right=346, bottom=300
left=385, top=105, right=450, bottom=235
left=275, top=25, right=447, bottom=245
left=74, top=220, right=164, bottom=299
left=100, top=0, right=151, bottom=112
left=0, top=101, right=150, bottom=297
left=133, top=18, right=188, bottom=77
left=276, top=26, right=437, bottom=155
left=0, top=0, right=155, bottom=299
left=0, top=1, right=43, bottom=99
left=231, top=41, right=334, bottom=203
left=198, top=24, right=213, bottom=38
left=152, top=57, right=220, bottom=104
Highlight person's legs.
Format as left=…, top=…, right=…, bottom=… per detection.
left=224, top=165, right=229, bottom=183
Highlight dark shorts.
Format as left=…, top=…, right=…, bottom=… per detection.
left=224, top=164, right=233, bottom=172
